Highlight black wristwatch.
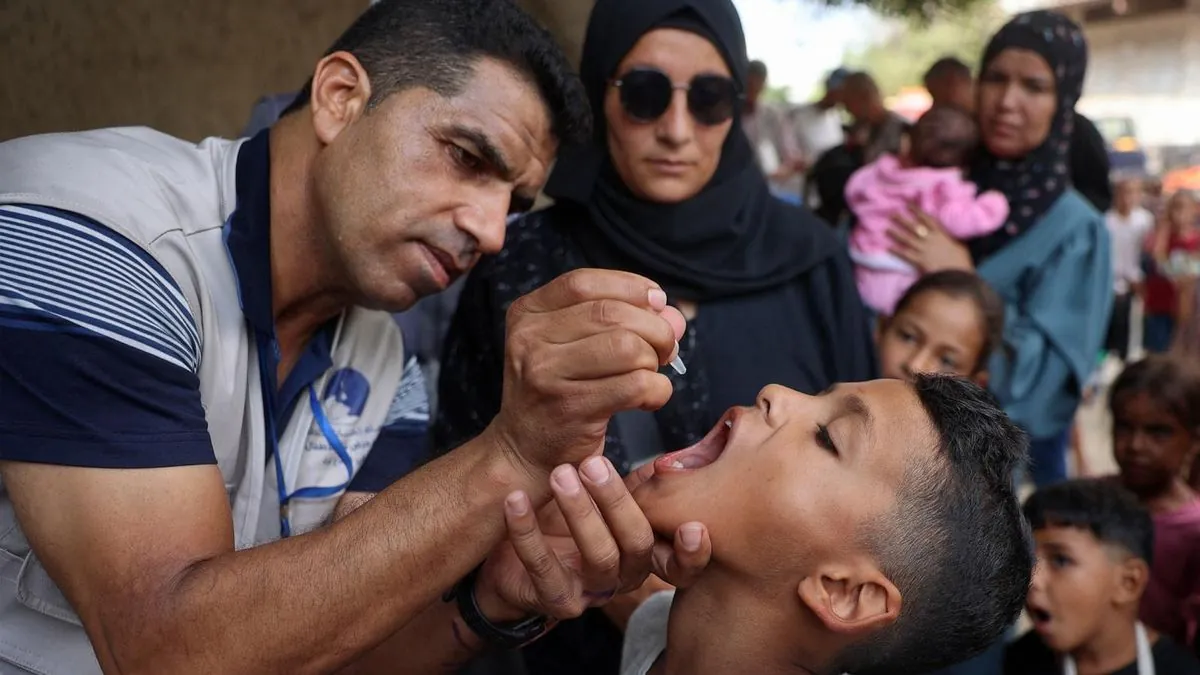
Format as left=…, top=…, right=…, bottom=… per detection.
left=445, top=566, right=549, bottom=649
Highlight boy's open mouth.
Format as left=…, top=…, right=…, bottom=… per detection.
left=1027, top=603, right=1053, bottom=629
left=652, top=408, right=738, bottom=474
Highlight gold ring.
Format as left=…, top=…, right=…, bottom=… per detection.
left=915, top=225, right=930, bottom=239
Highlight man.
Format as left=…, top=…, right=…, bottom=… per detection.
left=1105, top=177, right=1155, bottom=362
left=787, top=67, right=848, bottom=200
left=841, top=71, right=909, bottom=164
left=0, top=1, right=707, bottom=673
left=741, top=60, right=801, bottom=200
left=923, top=57, right=975, bottom=112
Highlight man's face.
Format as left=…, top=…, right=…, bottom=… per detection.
left=1026, top=526, right=1134, bottom=653
left=312, top=58, right=556, bottom=311
left=1113, top=180, right=1143, bottom=215
left=634, top=380, right=938, bottom=585
left=747, top=72, right=766, bottom=104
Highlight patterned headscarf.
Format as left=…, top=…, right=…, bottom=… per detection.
left=968, top=11, right=1088, bottom=262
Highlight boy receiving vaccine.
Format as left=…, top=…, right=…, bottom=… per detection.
left=1109, top=356, right=1200, bottom=649
left=620, top=374, right=1033, bottom=675
left=1007, top=478, right=1200, bottom=675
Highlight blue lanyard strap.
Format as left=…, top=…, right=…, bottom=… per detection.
left=275, top=386, right=357, bottom=538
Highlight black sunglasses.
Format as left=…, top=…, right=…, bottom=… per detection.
left=611, top=68, right=741, bottom=126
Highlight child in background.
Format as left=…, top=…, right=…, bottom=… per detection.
left=1143, top=191, right=1200, bottom=353
left=847, top=106, right=1009, bottom=315
left=876, top=270, right=1005, bottom=385
left=1106, top=178, right=1156, bottom=362
left=1006, top=478, right=1200, bottom=675
left=1109, top=355, right=1200, bottom=648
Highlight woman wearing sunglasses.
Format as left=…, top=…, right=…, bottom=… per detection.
left=432, top=0, right=874, bottom=672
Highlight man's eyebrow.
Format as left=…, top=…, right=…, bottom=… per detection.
left=450, top=124, right=514, bottom=182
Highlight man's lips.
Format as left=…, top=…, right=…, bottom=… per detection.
left=418, top=244, right=463, bottom=288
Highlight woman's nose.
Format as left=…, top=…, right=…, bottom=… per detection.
left=656, top=90, right=694, bottom=146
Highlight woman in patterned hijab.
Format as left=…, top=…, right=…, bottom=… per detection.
left=889, top=10, right=1111, bottom=500
left=967, top=10, right=1089, bottom=261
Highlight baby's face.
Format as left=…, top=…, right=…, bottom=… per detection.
left=633, top=380, right=938, bottom=585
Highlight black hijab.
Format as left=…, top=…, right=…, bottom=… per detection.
left=542, top=0, right=834, bottom=301
left=968, top=11, right=1088, bottom=262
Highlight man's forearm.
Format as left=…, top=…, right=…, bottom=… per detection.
left=106, top=431, right=540, bottom=675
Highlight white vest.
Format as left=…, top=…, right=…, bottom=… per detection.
left=0, top=127, right=406, bottom=674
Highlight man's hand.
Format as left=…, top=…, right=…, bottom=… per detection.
left=475, top=456, right=711, bottom=623
left=487, top=269, right=687, bottom=483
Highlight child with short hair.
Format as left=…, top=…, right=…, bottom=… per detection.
left=875, top=270, right=1005, bottom=385
left=1109, top=355, right=1200, bottom=648
left=623, top=374, right=1034, bottom=675
left=1006, top=478, right=1200, bottom=674
left=846, top=106, right=1010, bottom=315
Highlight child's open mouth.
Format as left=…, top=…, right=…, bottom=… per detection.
left=653, top=408, right=738, bottom=474
left=1027, top=603, right=1053, bottom=631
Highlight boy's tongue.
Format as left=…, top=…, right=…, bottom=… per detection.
left=653, top=418, right=732, bottom=474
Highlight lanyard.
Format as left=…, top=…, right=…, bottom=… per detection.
left=1063, top=622, right=1155, bottom=675
left=254, top=331, right=355, bottom=538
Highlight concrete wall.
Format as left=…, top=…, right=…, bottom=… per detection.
left=0, top=0, right=595, bottom=144
left=0, top=0, right=371, bottom=142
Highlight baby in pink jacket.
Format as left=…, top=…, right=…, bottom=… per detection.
left=847, top=106, right=1009, bottom=315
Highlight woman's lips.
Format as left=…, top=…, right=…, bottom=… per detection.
left=646, top=158, right=693, bottom=175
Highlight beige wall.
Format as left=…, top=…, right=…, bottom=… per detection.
left=0, top=0, right=596, bottom=144
left=0, top=0, right=369, bottom=142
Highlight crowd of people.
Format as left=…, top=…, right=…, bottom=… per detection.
left=0, top=0, right=1198, bottom=674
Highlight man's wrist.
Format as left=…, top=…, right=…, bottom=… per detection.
left=478, top=422, right=552, bottom=502
left=473, top=574, right=530, bottom=624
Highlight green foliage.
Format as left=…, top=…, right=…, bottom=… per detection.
left=844, top=2, right=1005, bottom=97
left=762, top=85, right=793, bottom=104
left=825, top=0, right=990, bottom=22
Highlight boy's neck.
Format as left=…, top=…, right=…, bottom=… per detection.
left=653, top=577, right=821, bottom=675
left=1069, top=613, right=1142, bottom=675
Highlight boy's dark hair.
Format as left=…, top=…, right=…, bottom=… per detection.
left=748, top=60, right=769, bottom=79
left=910, top=105, right=979, bottom=168
left=1023, top=478, right=1154, bottom=564
left=924, top=56, right=972, bottom=84
left=282, top=0, right=590, bottom=147
left=892, top=271, right=1006, bottom=374
left=834, top=374, right=1033, bottom=675
left=1109, top=354, right=1200, bottom=431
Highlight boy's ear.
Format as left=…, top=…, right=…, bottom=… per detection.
left=797, top=562, right=902, bottom=636
left=1113, top=556, right=1150, bottom=606
left=874, top=315, right=887, bottom=345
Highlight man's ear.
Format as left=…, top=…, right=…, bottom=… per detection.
left=874, top=315, right=887, bottom=346
left=309, top=51, right=373, bottom=146
left=1113, top=555, right=1150, bottom=607
left=797, top=562, right=902, bottom=636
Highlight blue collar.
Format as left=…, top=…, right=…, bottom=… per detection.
left=226, top=130, right=335, bottom=422
left=226, top=130, right=276, bottom=336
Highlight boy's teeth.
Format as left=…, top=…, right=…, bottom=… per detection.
left=725, top=420, right=733, bottom=428
left=671, top=460, right=685, bottom=469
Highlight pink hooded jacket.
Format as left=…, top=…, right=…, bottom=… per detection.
left=847, top=154, right=1010, bottom=256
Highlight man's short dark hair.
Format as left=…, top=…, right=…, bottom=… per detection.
left=1024, top=478, right=1154, bottom=564
left=748, top=60, right=769, bottom=80
left=843, top=71, right=880, bottom=96
left=834, top=374, right=1033, bottom=675
left=924, top=56, right=972, bottom=84
left=283, top=0, right=590, bottom=146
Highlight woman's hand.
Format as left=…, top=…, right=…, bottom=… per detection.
left=888, top=205, right=975, bottom=274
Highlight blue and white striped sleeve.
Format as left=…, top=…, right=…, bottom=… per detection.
left=0, top=204, right=214, bottom=468
left=348, top=356, right=431, bottom=492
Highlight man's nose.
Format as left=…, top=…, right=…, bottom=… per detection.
left=656, top=90, right=694, bottom=147
left=454, top=199, right=507, bottom=256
